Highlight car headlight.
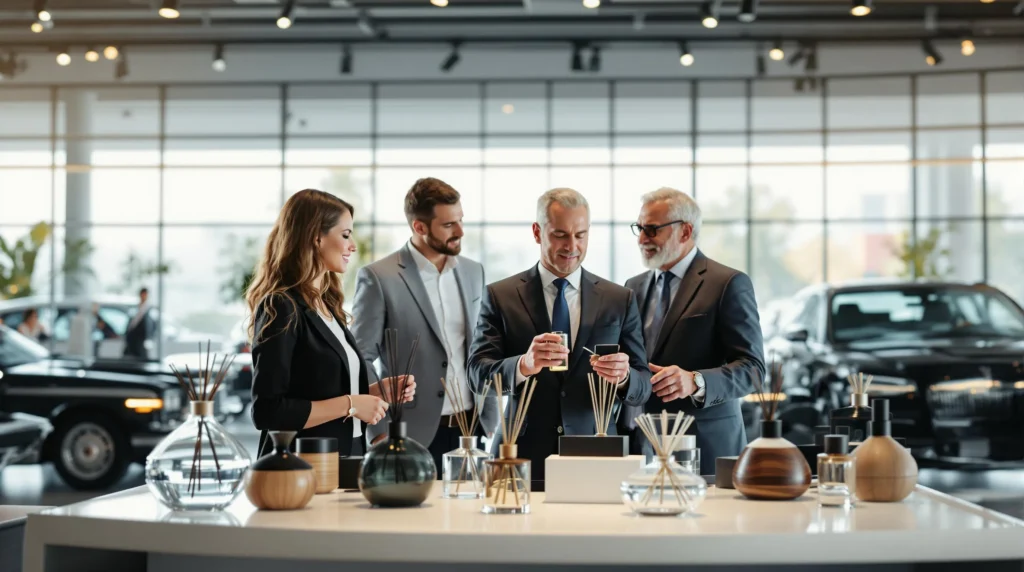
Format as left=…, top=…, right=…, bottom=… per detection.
left=163, top=389, right=183, bottom=413
left=865, top=375, right=917, bottom=396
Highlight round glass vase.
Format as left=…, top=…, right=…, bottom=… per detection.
left=359, top=421, right=436, bottom=507
left=145, top=401, right=252, bottom=511
left=442, top=436, right=492, bottom=499
left=482, top=444, right=531, bottom=514
left=621, top=456, right=707, bottom=516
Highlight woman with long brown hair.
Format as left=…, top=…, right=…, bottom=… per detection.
left=247, top=189, right=415, bottom=457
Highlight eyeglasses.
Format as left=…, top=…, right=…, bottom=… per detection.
left=630, top=220, right=687, bottom=238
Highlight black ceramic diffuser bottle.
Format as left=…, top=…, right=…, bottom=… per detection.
left=357, top=330, right=436, bottom=507
left=359, top=421, right=435, bottom=507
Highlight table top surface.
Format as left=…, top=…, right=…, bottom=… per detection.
left=24, top=484, right=1024, bottom=565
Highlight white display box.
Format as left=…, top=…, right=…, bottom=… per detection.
left=544, top=455, right=646, bottom=504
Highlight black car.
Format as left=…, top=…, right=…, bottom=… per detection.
left=0, top=324, right=191, bottom=490
left=762, top=280, right=1024, bottom=467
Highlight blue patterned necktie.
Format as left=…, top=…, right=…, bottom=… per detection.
left=646, top=272, right=674, bottom=357
left=552, top=277, right=571, bottom=349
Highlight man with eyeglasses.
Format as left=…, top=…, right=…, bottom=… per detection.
left=619, top=188, right=765, bottom=475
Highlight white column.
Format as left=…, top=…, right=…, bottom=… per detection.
left=63, top=90, right=95, bottom=297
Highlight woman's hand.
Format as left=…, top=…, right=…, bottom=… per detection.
left=348, top=394, right=389, bottom=425
left=370, top=375, right=416, bottom=403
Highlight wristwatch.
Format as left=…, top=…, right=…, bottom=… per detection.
left=693, top=371, right=706, bottom=394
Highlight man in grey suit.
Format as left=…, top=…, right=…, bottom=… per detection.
left=352, top=177, right=499, bottom=471
left=620, top=188, right=765, bottom=476
left=468, top=188, right=651, bottom=481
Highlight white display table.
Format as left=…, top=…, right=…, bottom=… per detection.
left=22, top=484, right=1024, bottom=572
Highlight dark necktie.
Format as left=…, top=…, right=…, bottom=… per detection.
left=646, top=272, right=674, bottom=357
left=552, top=277, right=571, bottom=349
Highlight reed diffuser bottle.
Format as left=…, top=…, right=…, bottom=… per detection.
left=358, top=329, right=436, bottom=507
left=440, top=377, right=494, bottom=500
left=830, top=373, right=874, bottom=443
left=733, top=363, right=811, bottom=501
left=621, top=411, right=707, bottom=516
left=482, top=374, right=536, bottom=514
left=817, top=435, right=855, bottom=508
left=854, top=399, right=918, bottom=502
left=146, top=345, right=250, bottom=511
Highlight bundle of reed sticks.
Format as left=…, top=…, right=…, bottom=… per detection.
left=440, top=376, right=493, bottom=494
left=751, top=361, right=786, bottom=422
left=634, top=410, right=695, bottom=508
left=374, top=328, right=420, bottom=424
left=440, top=376, right=493, bottom=438
left=847, top=372, right=873, bottom=394
left=488, top=373, right=537, bottom=509
left=167, top=341, right=237, bottom=497
left=588, top=372, right=617, bottom=437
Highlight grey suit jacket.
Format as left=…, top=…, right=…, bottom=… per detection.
left=351, top=244, right=500, bottom=446
left=623, top=250, right=765, bottom=475
left=468, top=265, right=651, bottom=474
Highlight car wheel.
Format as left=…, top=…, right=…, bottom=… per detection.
left=51, top=414, right=131, bottom=491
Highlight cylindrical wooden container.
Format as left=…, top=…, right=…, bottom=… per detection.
left=297, top=437, right=339, bottom=494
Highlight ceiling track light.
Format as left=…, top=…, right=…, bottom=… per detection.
left=678, top=42, right=694, bottom=66
left=738, top=0, right=758, bottom=23
left=922, top=39, right=943, bottom=66
left=805, top=45, right=818, bottom=73
left=104, top=45, right=119, bottom=60
left=851, top=0, right=872, bottom=17
left=788, top=43, right=807, bottom=67
left=159, top=0, right=180, bottom=19
left=340, top=44, right=352, bottom=74
left=589, top=46, right=601, bottom=72
left=441, top=41, right=461, bottom=72
left=30, top=21, right=44, bottom=33
left=583, top=0, right=601, bottom=8
left=115, top=53, right=128, bottom=80
left=571, top=42, right=585, bottom=72
left=84, top=46, right=99, bottom=62
left=212, top=44, right=226, bottom=72
left=431, top=0, right=449, bottom=6
left=33, top=0, right=50, bottom=22
left=961, top=38, right=976, bottom=56
left=56, top=47, right=70, bottom=67
left=769, top=40, right=784, bottom=61
left=700, top=1, right=719, bottom=29
left=357, top=11, right=379, bottom=37
left=277, top=0, right=295, bottom=28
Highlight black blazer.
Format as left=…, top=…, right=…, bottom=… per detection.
left=468, top=265, right=650, bottom=477
left=250, top=290, right=369, bottom=458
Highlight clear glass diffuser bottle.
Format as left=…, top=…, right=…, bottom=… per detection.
left=817, top=434, right=855, bottom=508
left=443, top=436, right=492, bottom=499
left=621, top=456, right=708, bottom=516
left=482, top=444, right=531, bottom=514
left=145, top=401, right=252, bottom=511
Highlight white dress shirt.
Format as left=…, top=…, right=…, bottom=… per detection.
left=408, top=242, right=471, bottom=415
left=645, top=246, right=705, bottom=402
left=318, top=313, right=362, bottom=438
left=516, top=264, right=583, bottom=383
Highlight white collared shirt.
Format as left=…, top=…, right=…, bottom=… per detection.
left=407, top=242, right=470, bottom=415
left=645, top=246, right=705, bottom=402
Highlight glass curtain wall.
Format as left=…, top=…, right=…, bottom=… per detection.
left=0, top=69, right=1022, bottom=356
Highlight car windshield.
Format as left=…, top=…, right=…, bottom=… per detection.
left=830, top=287, right=1024, bottom=343
left=0, top=325, right=50, bottom=367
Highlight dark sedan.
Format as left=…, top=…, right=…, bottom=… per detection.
left=762, top=280, right=1024, bottom=467
left=0, top=325, right=190, bottom=490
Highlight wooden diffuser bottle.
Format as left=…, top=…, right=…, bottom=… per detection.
left=732, top=364, right=811, bottom=500
left=854, top=399, right=918, bottom=502
left=246, top=431, right=316, bottom=510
